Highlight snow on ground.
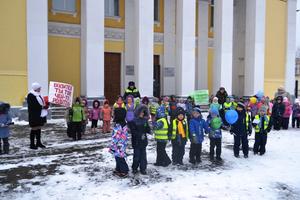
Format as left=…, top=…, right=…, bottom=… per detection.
left=1, top=121, right=300, bottom=200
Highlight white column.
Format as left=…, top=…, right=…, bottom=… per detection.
left=285, top=0, right=297, bottom=95
left=125, top=0, right=136, bottom=90
left=134, top=0, right=154, bottom=97
left=163, top=0, right=176, bottom=95
left=213, top=0, right=233, bottom=94
left=176, top=0, right=196, bottom=96
left=197, top=0, right=209, bottom=90
left=244, top=0, right=266, bottom=96
left=232, top=0, right=246, bottom=97
left=26, top=0, right=48, bottom=95
left=81, top=0, right=104, bottom=98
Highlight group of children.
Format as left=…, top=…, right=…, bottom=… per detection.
left=66, top=97, right=112, bottom=141
left=109, top=90, right=300, bottom=177
left=1, top=85, right=299, bottom=180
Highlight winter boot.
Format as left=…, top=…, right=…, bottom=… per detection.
left=30, top=130, right=37, bottom=149
left=36, top=129, right=46, bottom=148
left=0, top=139, right=2, bottom=154
left=3, top=138, right=9, bottom=154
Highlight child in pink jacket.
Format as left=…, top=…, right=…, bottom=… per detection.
left=89, top=100, right=101, bottom=134
left=282, top=97, right=292, bottom=130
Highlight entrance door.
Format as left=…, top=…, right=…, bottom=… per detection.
left=153, top=55, right=161, bottom=98
left=104, top=52, right=121, bottom=104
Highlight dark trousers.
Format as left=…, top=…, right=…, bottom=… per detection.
left=171, top=140, right=186, bottom=164
left=72, top=122, right=82, bottom=140
left=115, top=157, right=129, bottom=173
left=273, top=117, right=282, bottom=130
left=292, top=117, right=300, bottom=128
left=132, top=147, right=147, bottom=172
left=189, top=143, right=202, bottom=163
left=0, top=137, right=9, bottom=154
left=156, top=141, right=171, bottom=166
left=30, top=129, right=43, bottom=147
left=281, top=117, right=290, bottom=130
left=253, top=133, right=267, bottom=155
left=233, top=134, right=249, bottom=156
left=210, top=138, right=222, bottom=158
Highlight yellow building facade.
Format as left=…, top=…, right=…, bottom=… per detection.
left=0, top=0, right=297, bottom=106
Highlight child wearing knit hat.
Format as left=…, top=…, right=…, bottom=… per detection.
left=252, top=105, right=272, bottom=155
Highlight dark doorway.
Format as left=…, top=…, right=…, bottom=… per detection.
left=153, top=55, right=161, bottom=98
left=104, top=52, right=121, bottom=104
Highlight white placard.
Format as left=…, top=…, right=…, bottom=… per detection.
left=48, top=81, right=74, bottom=107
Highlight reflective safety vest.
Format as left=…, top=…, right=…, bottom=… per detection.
left=254, top=115, right=270, bottom=133
left=171, top=119, right=189, bottom=140
left=113, top=103, right=125, bottom=109
left=125, top=88, right=139, bottom=94
left=246, top=113, right=250, bottom=131
left=149, top=104, right=157, bottom=115
left=232, top=102, right=238, bottom=109
left=154, top=118, right=169, bottom=141
left=223, top=102, right=232, bottom=111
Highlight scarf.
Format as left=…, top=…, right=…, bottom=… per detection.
left=30, top=90, right=48, bottom=117
left=177, top=120, right=185, bottom=138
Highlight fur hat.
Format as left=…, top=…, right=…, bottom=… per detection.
left=32, top=82, right=41, bottom=91
left=175, top=107, right=185, bottom=117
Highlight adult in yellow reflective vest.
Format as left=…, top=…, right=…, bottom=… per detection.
left=123, top=81, right=141, bottom=100
left=230, top=102, right=252, bottom=158
left=170, top=107, right=189, bottom=165
left=252, top=106, right=272, bottom=155
left=153, top=106, right=172, bottom=167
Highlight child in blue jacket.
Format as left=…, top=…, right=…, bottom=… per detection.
left=0, top=102, right=12, bottom=154
left=207, top=108, right=224, bottom=161
left=189, top=107, right=209, bottom=164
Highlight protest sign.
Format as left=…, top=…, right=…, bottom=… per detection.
left=191, top=90, right=209, bottom=105
left=48, top=81, right=74, bottom=107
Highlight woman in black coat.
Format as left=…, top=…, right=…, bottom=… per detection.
left=271, top=96, right=285, bottom=130
left=131, top=105, right=150, bottom=175
left=27, top=82, right=47, bottom=149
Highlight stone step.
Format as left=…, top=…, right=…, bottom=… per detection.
left=51, top=115, right=66, bottom=119
left=51, top=110, right=66, bottom=115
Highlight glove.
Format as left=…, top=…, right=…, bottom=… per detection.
left=0, top=123, right=5, bottom=128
